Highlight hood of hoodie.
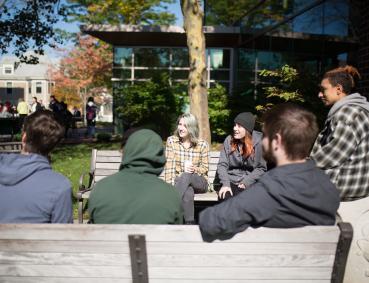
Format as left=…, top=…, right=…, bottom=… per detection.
left=0, top=154, right=51, bottom=186
left=327, top=93, right=369, bottom=120
left=119, top=129, right=165, bottom=175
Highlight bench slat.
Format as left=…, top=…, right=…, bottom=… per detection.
left=0, top=252, right=335, bottom=267
left=0, top=265, right=333, bottom=280
left=0, top=279, right=331, bottom=283
left=96, top=150, right=123, bottom=156
left=0, top=225, right=340, bottom=242
left=96, top=156, right=122, bottom=162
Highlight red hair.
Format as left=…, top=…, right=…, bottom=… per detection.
left=230, top=131, right=254, bottom=158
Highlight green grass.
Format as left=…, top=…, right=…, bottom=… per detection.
left=51, top=142, right=121, bottom=218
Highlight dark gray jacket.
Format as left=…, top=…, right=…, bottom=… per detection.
left=0, top=153, right=73, bottom=223
left=216, top=131, right=267, bottom=188
left=199, top=160, right=340, bottom=242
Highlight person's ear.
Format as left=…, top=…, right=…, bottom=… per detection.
left=272, top=133, right=282, bottom=151
left=336, top=84, right=344, bottom=95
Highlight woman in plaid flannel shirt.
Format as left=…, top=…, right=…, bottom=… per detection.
left=164, top=113, right=209, bottom=224
left=311, top=65, right=369, bottom=201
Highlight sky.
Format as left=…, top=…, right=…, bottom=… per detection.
left=46, top=0, right=184, bottom=60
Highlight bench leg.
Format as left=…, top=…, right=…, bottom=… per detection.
left=78, top=199, right=84, bottom=224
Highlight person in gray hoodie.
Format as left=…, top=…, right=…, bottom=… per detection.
left=199, top=104, right=340, bottom=242
left=216, top=112, right=267, bottom=199
left=0, top=110, right=73, bottom=223
left=310, top=65, right=369, bottom=201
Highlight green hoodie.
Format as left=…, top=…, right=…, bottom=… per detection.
left=89, top=129, right=183, bottom=224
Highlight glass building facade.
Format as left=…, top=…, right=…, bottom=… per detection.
left=111, top=0, right=355, bottom=96
left=113, top=47, right=232, bottom=92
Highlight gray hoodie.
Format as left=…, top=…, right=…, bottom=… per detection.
left=0, top=154, right=73, bottom=223
left=327, top=92, right=369, bottom=120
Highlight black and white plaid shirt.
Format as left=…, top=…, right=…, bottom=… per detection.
left=311, top=104, right=369, bottom=201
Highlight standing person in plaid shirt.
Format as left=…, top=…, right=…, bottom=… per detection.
left=216, top=112, right=267, bottom=200
left=164, top=113, right=209, bottom=224
left=311, top=66, right=369, bottom=201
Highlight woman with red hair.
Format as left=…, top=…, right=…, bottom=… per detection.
left=216, top=112, right=267, bottom=200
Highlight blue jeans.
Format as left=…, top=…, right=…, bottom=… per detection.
left=87, top=123, right=95, bottom=138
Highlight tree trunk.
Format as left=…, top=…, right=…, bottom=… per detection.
left=181, top=0, right=211, bottom=144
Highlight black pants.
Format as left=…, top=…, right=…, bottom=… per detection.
left=221, top=183, right=244, bottom=201
left=175, top=173, right=208, bottom=222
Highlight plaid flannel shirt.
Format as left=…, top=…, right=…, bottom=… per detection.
left=311, top=105, right=369, bottom=201
left=164, top=135, right=209, bottom=185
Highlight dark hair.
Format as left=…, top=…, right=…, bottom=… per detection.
left=33, top=96, right=38, bottom=101
left=87, top=97, right=94, bottom=103
left=23, top=110, right=65, bottom=156
left=262, top=103, right=318, bottom=160
left=323, top=65, right=361, bottom=94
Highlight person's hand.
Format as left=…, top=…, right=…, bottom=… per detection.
left=184, top=164, right=195, bottom=173
left=238, top=183, right=246, bottom=189
left=218, top=186, right=232, bottom=199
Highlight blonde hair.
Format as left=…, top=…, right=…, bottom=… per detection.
left=174, top=113, right=199, bottom=145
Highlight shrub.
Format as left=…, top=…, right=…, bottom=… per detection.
left=96, top=132, right=112, bottom=142
left=208, top=83, right=230, bottom=141
left=114, top=73, right=185, bottom=138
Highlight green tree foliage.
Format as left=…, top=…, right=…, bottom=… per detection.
left=255, top=64, right=327, bottom=127
left=67, top=0, right=176, bottom=25
left=0, top=0, right=65, bottom=64
left=207, top=83, right=230, bottom=140
left=205, top=0, right=289, bottom=27
left=114, top=73, right=185, bottom=138
left=256, top=65, right=304, bottom=113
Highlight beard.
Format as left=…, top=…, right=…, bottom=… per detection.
left=262, top=142, right=276, bottom=165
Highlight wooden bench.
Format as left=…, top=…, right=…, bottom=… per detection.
left=77, top=149, right=220, bottom=223
left=0, top=222, right=352, bottom=282
left=0, top=141, right=22, bottom=153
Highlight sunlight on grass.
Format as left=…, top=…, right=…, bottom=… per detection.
left=51, top=142, right=121, bottom=218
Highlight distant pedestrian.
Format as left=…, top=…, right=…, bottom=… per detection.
left=86, top=97, right=97, bottom=138
left=17, top=98, right=28, bottom=122
left=30, top=97, right=42, bottom=113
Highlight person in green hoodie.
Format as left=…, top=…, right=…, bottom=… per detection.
left=88, top=129, right=183, bottom=224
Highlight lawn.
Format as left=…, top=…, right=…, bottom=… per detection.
left=51, top=142, right=121, bottom=218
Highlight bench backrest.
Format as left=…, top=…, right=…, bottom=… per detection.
left=91, top=149, right=220, bottom=187
left=0, top=223, right=352, bottom=283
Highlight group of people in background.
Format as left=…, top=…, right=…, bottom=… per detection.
left=0, top=94, right=98, bottom=139
left=0, top=65, right=368, bottom=246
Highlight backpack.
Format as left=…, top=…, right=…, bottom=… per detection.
left=86, top=107, right=95, bottom=120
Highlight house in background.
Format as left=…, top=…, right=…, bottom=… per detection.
left=0, top=55, right=54, bottom=108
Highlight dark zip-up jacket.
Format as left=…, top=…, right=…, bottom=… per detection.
left=216, top=131, right=267, bottom=188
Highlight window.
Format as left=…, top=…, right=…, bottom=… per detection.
left=28, top=81, right=32, bottom=94
left=6, top=82, right=12, bottom=95
left=36, top=82, right=42, bottom=94
left=3, top=65, right=13, bottom=75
